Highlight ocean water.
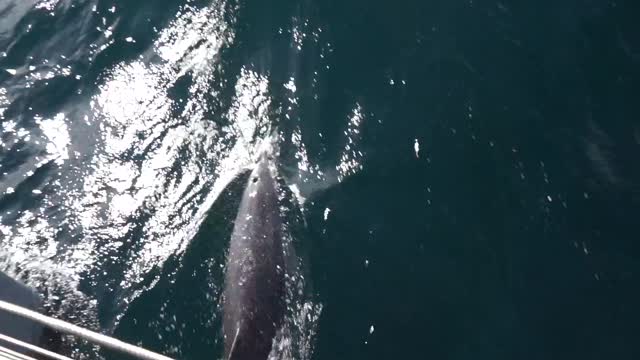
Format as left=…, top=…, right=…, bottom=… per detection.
left=1, top=0, right=639, bottom=359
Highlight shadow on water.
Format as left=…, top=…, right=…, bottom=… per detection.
left=105, top=170, right=251, bottom=360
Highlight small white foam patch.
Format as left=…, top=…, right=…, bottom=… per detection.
left=336, top=103, right=365, bottom=182
left=288, top=183, right=305, bottom=207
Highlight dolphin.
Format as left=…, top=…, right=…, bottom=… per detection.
left=222, top=152, right=286, bottom=360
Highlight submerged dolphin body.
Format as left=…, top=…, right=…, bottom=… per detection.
left=223, top=153, right=286, bottom=360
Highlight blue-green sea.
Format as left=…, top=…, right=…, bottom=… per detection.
left=1, top=0, right=639, bottom=359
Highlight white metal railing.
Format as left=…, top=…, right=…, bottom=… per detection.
left=0, top=342, right=38, bottom=360
left=0, top=300, right=175, bottom=360
left=0, top=333, right=70, bottom=360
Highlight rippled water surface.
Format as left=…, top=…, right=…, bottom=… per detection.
left=1, top=0, right=639, bottom=359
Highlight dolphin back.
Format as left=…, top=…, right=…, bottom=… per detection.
left=222, top=153, right=286, bottom=360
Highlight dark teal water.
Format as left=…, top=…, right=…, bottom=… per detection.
left=1, top=0, right=639, bottom=359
